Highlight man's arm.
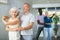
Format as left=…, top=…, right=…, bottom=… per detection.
left=23, top=22, right=34, bottom=30
left=17, top=22, right=34, bottom=31
left=17, top=21, right=34, bottom=31
left=37, top=20, right=44, bottom=25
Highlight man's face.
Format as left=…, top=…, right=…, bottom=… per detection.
left=23, top=4, right=30, bottom=13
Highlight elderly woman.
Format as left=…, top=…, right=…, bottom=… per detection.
left=44, top=11, right=52, bottom=40
left=2, top=7, right=22, bottom=40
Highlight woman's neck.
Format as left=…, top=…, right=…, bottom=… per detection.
left=12, top=17, right=17, bottom=19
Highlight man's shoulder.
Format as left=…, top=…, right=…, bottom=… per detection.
left=29, top=13, right=35, bottom=19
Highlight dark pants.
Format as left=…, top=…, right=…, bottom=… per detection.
left=54, top=24, right=59, bottom=35
left=35, top=27, right=44, bottom=40
left=20, top=35, right=24, bottom=40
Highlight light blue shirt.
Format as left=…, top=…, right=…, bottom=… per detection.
left=21, top=13, right=35, bottom=35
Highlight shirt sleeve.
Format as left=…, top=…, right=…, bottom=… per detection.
left=30, top=15, right=35, bottom=22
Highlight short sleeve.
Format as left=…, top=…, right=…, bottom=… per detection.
left=30, top=15, right=35, bottom=22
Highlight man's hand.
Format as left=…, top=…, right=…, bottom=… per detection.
left=18, top=27, right=24, bottom=31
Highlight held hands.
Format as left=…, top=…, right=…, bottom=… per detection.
left=14, top=27, right=24, bottom=31
left=18, top=27, right=24, bottom=31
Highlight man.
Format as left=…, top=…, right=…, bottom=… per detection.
left=20, top=3, right=35, bottom=40
left=36, top=8, right=45, bottom=40
left=18, top=3, right=35, bottom=40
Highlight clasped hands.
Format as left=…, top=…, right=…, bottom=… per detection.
left=15, top=27, right=24, bottom=31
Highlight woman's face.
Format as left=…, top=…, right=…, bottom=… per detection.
left=23, top=4, right=30, bottom=14
left=10, top=10, right=18, bottom=18
left=45, top=12, right=49, bottom=16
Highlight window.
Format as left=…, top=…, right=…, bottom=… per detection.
left=0, top=0, right=7, bottom=4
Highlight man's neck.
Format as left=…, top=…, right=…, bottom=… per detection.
left=24, top=12, right=29, bottom=15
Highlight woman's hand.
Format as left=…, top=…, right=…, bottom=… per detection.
left=2, top=16, right=9, bottom=25
left=2, top=16, right=9, bottom=21
left=13, top=28, right=19, bottom=31
left=6, top=28, right=18, bottom=31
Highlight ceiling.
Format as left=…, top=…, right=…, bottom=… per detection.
left=33, top=0, right=60, bottom=4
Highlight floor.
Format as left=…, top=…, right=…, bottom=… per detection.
left=33, top=36, right=60, bottom=40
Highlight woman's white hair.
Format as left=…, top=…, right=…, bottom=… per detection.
left=9, top=7, right=19, bottom=14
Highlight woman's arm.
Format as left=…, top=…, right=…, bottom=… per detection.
left=6, top=25, right=16, bottom=31
left=6, top=25, right=9, bottom=31
left=11, top=18, right=21, bottom=31
left=6, top=25, right=14, bottom=31
left=6, top=20, right=18, bottom=25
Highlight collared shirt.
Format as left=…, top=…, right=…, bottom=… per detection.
left=20, top=13, right=35, bottom=35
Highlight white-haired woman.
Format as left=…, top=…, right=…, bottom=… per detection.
left=2, top=7, right=23, bottom=40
